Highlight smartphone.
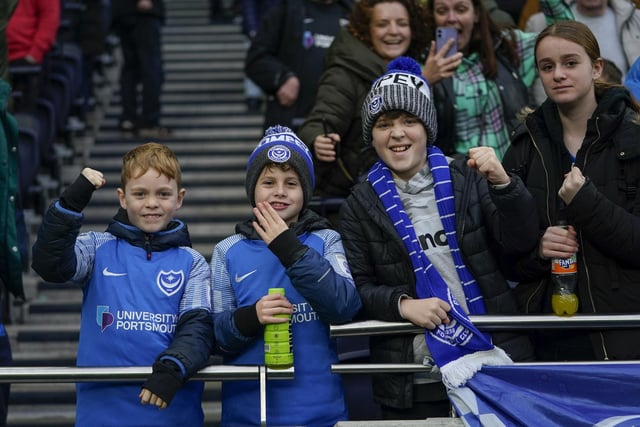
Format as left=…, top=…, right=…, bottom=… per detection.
left=436, top=27, right=458, bottom=58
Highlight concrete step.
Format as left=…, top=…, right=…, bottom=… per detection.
left=10, top=383, right=75, bottom=403
left=10, top=341, right=79, bottom=356
left=7, top=381, right=222, bottom=426
left=165, top=16, right=215, bottom=26
left=162, top=40, right=246, bottom=56
left=91, top=127, right=260, bottom=142
left=87, top=139, right=258, bottom=156
left=164, top=0, right=210, bottom=11
left=8, top=324, right=80, bottom=355
left=11, top=349, right=77, bottom=367
left=100, top=114, right=263, bottom=128
left=25, top=304, right=81, bottom=326
left=81, top=202, right=250, bottom=221
left=163, top=51, right=246, bottom=62
left=9, top=381, right=220, bottom=402
left=32, top=282, right=80, bottom=299
left=85, top=185, right=248, bottom=204
left=16, top=312, right=81, bottom=327
left=7, top=401, right=222, bottom=427
left=7, top=404, right=76, bottom=427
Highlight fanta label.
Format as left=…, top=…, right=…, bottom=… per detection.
left=552, top=254, right=577, bottom=274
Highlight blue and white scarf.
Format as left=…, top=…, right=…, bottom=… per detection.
left=367, top=145, right=512, bottom=388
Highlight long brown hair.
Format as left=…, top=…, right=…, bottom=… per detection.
left=348, top=0, right=429, bottom=60
left=535, top=20, right=640, bottom=114
left=425, top=0, right=519, bottom=78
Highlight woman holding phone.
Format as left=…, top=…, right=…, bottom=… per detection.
left=421, top=0, right=573, bottom=160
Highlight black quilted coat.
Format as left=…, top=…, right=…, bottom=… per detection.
left=338, top=158, right=538, bottom=409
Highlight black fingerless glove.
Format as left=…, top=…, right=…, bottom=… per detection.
left=268, top=228, right=308, bottom=267
left=233, top=304, right=261, bottom=338
left=59, top=174, right=97, bottom=212
left=142, top=360, right=184, bottom=405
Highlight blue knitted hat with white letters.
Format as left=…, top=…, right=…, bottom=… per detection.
left=245, top=125, right=315, bottom=208
left=361, top=56, right=438, bottom=145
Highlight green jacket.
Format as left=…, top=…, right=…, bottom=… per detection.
left=0, top=0, right=18, bottom=80
left=0, top=79, right=24, bottom=299
left=297, top=27, right=382, bottom=198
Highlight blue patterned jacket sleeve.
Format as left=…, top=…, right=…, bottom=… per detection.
left=211, top=235, right=254, bottom=353
left=286, top=229, right=362, bottom=324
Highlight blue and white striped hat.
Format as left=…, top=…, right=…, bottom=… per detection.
left=246, top=125, right=315, bottom=208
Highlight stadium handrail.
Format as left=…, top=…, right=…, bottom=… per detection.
left=0, top=365, right=293, bottom=426
left=2, top=314, right=639, bottom=424
left=330, top=314, right=640, bottom=336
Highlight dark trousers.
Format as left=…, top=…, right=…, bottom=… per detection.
left=113, top=15, right=164, bottom=127
left=0, top=291, right=12, bottom=427
left=380, top=382, right=451, bottom=420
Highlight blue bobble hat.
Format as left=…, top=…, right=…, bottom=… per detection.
left=361, top=56, right=438, bottom=145
left=245, top=125, right=315, bottom=208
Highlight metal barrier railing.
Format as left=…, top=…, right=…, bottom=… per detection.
left=0, top=365, right=294, bottom=383
left=0, top=365, right=293, bottom=426
left=3, top=314, right=639, bottom=424
left=330, top=314, right=640, bottom=337
left=330, top=360, right=638, bottom=376
left=329, top=314, right=640, bottom=372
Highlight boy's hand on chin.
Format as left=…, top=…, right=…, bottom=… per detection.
left=252, top=202, right=289, bottom=244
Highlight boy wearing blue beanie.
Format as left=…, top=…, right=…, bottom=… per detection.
left=211, top=125, right=362, bottom=426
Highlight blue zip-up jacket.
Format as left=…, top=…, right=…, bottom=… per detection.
left=32, top=205, right=213, bottom=427
left=211, top=209, right=361, bottom=427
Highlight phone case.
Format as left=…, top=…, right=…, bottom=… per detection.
left=436, top=27, right=458, bottom=58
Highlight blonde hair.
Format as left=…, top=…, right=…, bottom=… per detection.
left=121, top=142, right=182, bottom=189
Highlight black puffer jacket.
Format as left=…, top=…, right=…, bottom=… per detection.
left=504, top=87, right=640, bottom=360
left=338, top=158, right=537, bottom=409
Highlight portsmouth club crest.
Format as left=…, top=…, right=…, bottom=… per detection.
left=267, top=145, right=292, bottom=163
left=156, top=270, right=185, bottom=297
left=369, top=95, right=383, bottom=116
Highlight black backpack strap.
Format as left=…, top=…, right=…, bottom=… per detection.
left=618, top=150, right=640, bottom=205
left=615, top=119, right=640, bottom=209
